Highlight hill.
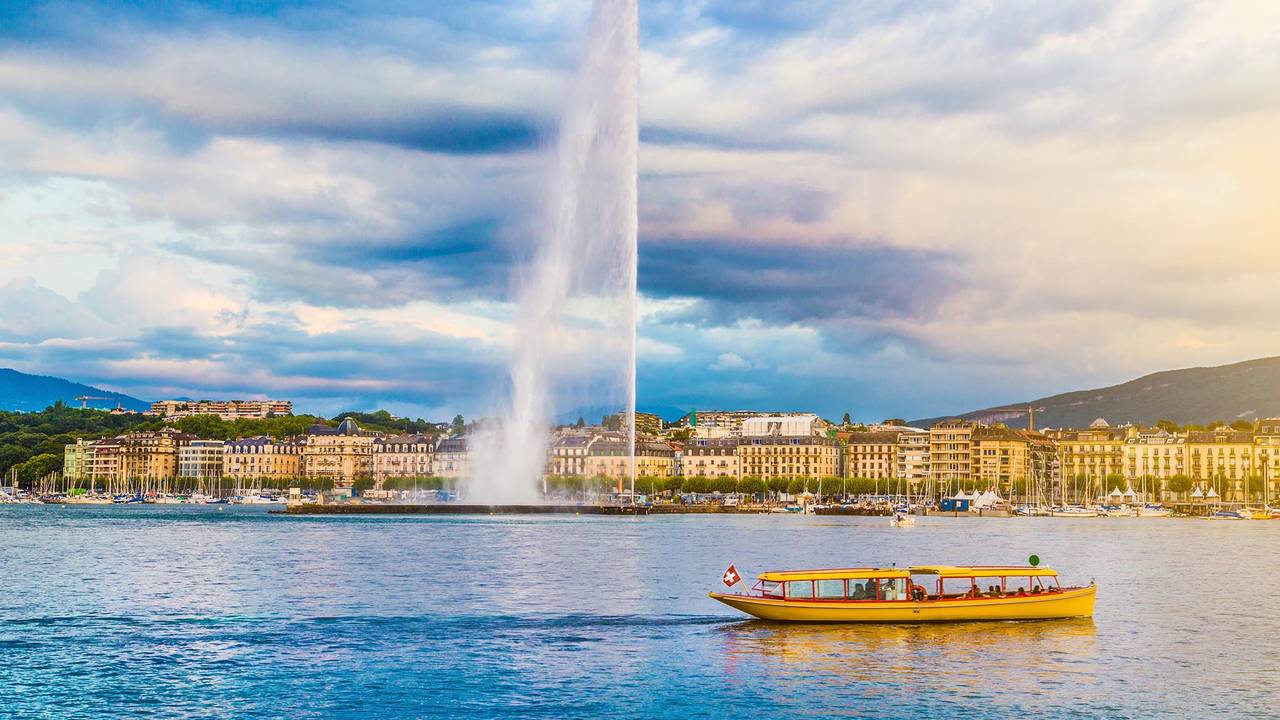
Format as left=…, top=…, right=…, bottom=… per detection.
left=0, top=368, right=150, bottom=413
left=912, top=356, right=1280, bottom=429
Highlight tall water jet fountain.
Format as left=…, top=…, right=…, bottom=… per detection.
left=469, top=0, right=639, bottom=504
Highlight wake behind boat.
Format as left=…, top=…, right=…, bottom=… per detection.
left=710, top=563, right=1095, bottom=623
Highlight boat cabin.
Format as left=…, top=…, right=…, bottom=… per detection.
left=753, top=566, right=1064, bottom=602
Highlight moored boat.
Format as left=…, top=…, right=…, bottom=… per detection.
left=709, top=564, right=1095, bottom=623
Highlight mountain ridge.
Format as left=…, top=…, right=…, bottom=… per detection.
left=911, top=356, right=1280, bottom=429
left=0, top=368, right=150, bottom=413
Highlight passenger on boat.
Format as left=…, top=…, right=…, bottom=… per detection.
left=984, top=585, right=1000, bottom=597
left=1031, top=586, right=1042, bottom=595
left=965, top=586, right=981, bottom=599
left=1014, top=587, right=1026, bottom=597
left=910, top=584, right=927, bottom=602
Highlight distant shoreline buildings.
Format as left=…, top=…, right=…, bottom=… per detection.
left=56, top=401, right=1280, bottom=503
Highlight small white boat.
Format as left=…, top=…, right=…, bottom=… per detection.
left=1050, top=506, right=1100, bottom=518
left=1136, top=504, right=1171, bottom=517
left=890, top=513, right=915, bottom=527
left=1206, top=509, right=1250, bottom=520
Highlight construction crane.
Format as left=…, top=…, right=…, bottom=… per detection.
left=74, top=395, right=116, bottom=409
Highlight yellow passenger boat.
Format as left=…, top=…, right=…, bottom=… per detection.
left=709, top=565, right=1095, bottom=623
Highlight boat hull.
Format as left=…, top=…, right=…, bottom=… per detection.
left=709, top=585, right=1096, bottom=623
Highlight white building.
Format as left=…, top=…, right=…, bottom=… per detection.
left=741, top=414, right=826, bottom=438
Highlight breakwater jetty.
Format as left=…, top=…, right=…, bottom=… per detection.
left=276, top=503, right=652, bottom=516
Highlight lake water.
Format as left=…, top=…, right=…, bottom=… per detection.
left=0, top=506, right=1276, bottom=718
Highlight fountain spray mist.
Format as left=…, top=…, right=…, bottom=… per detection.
left=469, top=0, right=638, bottom=504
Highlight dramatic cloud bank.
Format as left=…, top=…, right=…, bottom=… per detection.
left=2, top=0, right=1279, bottom=420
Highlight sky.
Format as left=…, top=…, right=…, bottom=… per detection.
left=2, top=0, right=1279, bottom=422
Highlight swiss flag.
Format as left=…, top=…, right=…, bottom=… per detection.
left=722, top=564, right=741, bottom=587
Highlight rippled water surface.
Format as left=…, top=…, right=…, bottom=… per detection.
left=1, top=506, right=1277, bottom=718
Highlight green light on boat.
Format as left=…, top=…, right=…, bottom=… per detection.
left=1029, top=554, right=1040, bottom=567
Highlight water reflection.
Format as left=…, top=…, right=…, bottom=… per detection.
left=718, top=620, right=1099, bottom=710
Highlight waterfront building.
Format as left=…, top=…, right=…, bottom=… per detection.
left=86, top=438, right=121, bottom=489
left=178, top=439, right=225, bottom=482
left=738, top=435, right=839, bottom=483
left=843, top=431, right=902, bottom=480
left=223, top=436, right=304, bottom=483
left=1253, top=418, right=1280, bottom=499
left=147, top=399, right=293, bottom=420
left=303, top=418, right=377, bottom=487
left=1186, top=429, right=1255, bottom=501
left=897, top=429, right=931, bottom=484
left=1124, top=427, right=1186, bottom=494
left=680, top=438, right=740, bottom=479
left=741, top=414, right=827, bottom=438
left=1048, top=419, right=1126, bottom=497
left=119, top=430, right=184, bottom=483
left=434, top=436, right=470, bottom=479
left=634, top=412, right=663, bottom=437
left=548, top=433, right=592, bottom=477
left=929, top=419, right=974, bottom=491
left=372, top=434, right=434, bottom=487
left=62, top=438, right=94, bottom=484
left=971, top=425, right=1056, bottom=494
left=585, top=436, right=675, bottom=479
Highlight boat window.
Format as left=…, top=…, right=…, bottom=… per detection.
left=877, top=578, right=907, bottom=601
left=973, top=577, right=1004, bottom=597
left=941, top=578, right=975, bottom=598
left=815, top=579, right=844, bottom=599
left=846, top=579, right=877, bottom=600
left=786, top=580, right=814, bottom=599
left=760, top=580, right=784, bottom=598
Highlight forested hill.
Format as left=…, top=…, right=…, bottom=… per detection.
left=912, top=356, right=1280, bottom=429
left=0, top=369, right=150, bottom=412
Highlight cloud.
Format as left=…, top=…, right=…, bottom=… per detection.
left=2, top=1, right=1280, bottom=422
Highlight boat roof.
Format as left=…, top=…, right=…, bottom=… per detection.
left=758, top=565, right=1059, bottom=581
left=909, top=565, right=1059, bottom=578
left=759, top=567, right=910, bottom=581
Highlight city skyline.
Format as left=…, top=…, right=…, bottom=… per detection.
left=3, top=1, right=1279, bottom=422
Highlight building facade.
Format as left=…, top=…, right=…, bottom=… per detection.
left=738, top=435, right=839, bottom=482
left=548, top=434, right=592, bottom=477
left=929, top=419, right=974, bottom=489
left=223, top=436, right=304, bottom=483
left=586, top=437, right=675, bottom=479
left=680, top=438, right=740, bottom=479
left=119, top=430, right=184, bottom=483
left=178, top=439, right=225, bottom=482
left=1049, top=419, right=1126, bottom=492
left=434, top=436, right=470, bottom=480
left=303, top=418, right=376, bottom=487
left=62, top=439, right=94, bottom=484
left=148, top=399, right=293, bottom=420
left=897, top=429, right=931, bottom=483
left=372, top=434, right=434, bottom=487
left=844, top=431, right=901, bottom=479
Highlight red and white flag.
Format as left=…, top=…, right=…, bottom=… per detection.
left=722, top=564, right=741, bottom=587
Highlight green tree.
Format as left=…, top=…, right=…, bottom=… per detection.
left=451, top=414, right=465, bottom=436
left=786, top=478, right=808, bottom=495
left=767, top=477, right=790, bottom=496
left=1155, top=419, right=1180, bottom=434
left=738, top=476, right=766, bottom=497
left=1230, top=419, right=1254, bottom=431
left=842, top=413, right=852, bottom=426
left=576, top=417, right=586, bottom=428
left=1166, top=474, right=1194, bottom=497
left=1206, top=420, right=1227, bottom=430
left=711, top=476, right=738, bottom=494
left=681, top=475, right=708, bottom=494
